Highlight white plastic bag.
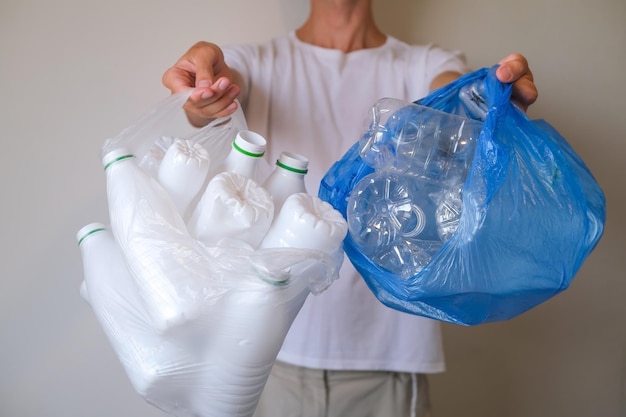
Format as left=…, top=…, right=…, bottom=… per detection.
left=79, top=91, right=347, bottom=417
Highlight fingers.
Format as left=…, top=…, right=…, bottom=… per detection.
left=162, top=41, right=241, bottom=125
left=182, top=76, right=241, bottom=126
left=496, top=53, right=538, bottom=111
left=162, top=66, right=195, bottom=94
left=496, top=53, right=530, bottom=83
left=187, top=41, right=221, bottom=87
left=162, top=41, right=225, bottom=92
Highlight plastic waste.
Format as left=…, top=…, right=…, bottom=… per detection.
left=103, top=148, right=200, bottom=332
left=358, top=97, right=482, bottom=187
left=157, top=138, right=211, bottom=217
left=260, top=193, right=348, bottom=254
left=81, top=90, right=348, bottom=417
left=262, top=151, right=309, bottom=212
left=216, top=129, right=267, bottom=181
left=76, top=224, right=197, bottom=413
left=347, top=98, right=481, bottom=276
left=319, top=66, right=606, bottom=325
left=346, top=172, right=442, bottom=278
left=187, top=171, right=274, bottom=249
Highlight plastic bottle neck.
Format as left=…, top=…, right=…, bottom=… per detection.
left=103, top=149, right=135, bottom=171
left=274, top=151, right=309, bottom=176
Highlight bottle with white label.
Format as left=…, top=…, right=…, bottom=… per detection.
left=262, top=151, right=309, bottom=213
left=157, top=138, right=210, bottom=218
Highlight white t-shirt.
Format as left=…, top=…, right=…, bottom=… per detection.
left=224, top=32, right=467, bottom=373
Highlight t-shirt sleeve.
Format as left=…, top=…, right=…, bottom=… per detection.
left=409, top=43, right=469, bottom=97
left=222, top=44, right=259, bottom=107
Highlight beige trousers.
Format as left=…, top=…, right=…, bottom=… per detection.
left=252, top=361, right=432, bottom=417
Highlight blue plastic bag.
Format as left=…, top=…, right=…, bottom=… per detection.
left=319, top=66, right=606, bottom=325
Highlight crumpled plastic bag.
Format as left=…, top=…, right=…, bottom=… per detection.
left=78, top=91, right=346, bottom=417
left=319, top=66, right=606, bottom=326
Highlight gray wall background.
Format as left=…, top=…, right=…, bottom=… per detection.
left=1, top=0, right=624, bottom=416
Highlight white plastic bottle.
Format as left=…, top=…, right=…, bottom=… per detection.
left=262, top=151, right=309, bottom=212
left=186, top=130, right=272, bottom=248
left=186, top=171, right=274, bottom=248
left=216, top=130, right=267, bottom=182
left=103, top=148, right=204, bottom=332
left=260, top=193, right=348, bottom=254
left=76, top=223, right=195, bottom=412
left=193, top=194, right=347, bottom=417
left=157, top=138, right=210, bottom=217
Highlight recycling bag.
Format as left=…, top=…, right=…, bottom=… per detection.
left=79, top=91, right=347, bottom=417
left=319, top=66, right=606, bottom=325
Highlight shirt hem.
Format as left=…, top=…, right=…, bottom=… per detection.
left=275, top=353, right=446, bottom=374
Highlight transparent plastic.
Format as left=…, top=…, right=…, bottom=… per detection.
left=346, top=98, right=481, bottom=277
left=358, top=97, right=482, bottom=187
left=346, top=172, right=441, bottom=278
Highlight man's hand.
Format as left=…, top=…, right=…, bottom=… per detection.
left=162, top=41, right=241, bottom=127
left=496, top=53, right=538, bottom=111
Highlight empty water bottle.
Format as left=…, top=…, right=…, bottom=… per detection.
left=347, top=172, right=442, bottom=278
left=359, top=98, right=482, bottom=187
left=435, top=184, right=464, bottom=243
left=347, top=98, right=484, bottom=277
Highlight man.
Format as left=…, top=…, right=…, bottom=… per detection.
left=162, top=1, right=538, bottom=415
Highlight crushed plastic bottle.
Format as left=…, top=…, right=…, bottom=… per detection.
left=359, top=98, right=482, bottom=186
left=347, top=98, right=483, bottom=277
left=435, top=184, right=464, bottom=243
left=347, top=172, right=442, bottom=278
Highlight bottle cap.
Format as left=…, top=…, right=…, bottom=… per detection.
left=233, top=130, right=266, bottom=157
left=76, top=222, right=107, bottom=246
left=276, top=151, right=309, bottom=174
left=102, top=148, right=135, bottom=170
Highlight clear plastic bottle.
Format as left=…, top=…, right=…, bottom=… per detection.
left=157, top=138, right=211, bottom=217
left=347, top=99, right=482, bottom=276
left=359, top=98, right=482, bottom=187
left=262, top=151, right=309, bottom=212
left=346, top=172, right=442, bottom=278
left=435, top=184, right=464, bottom=243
